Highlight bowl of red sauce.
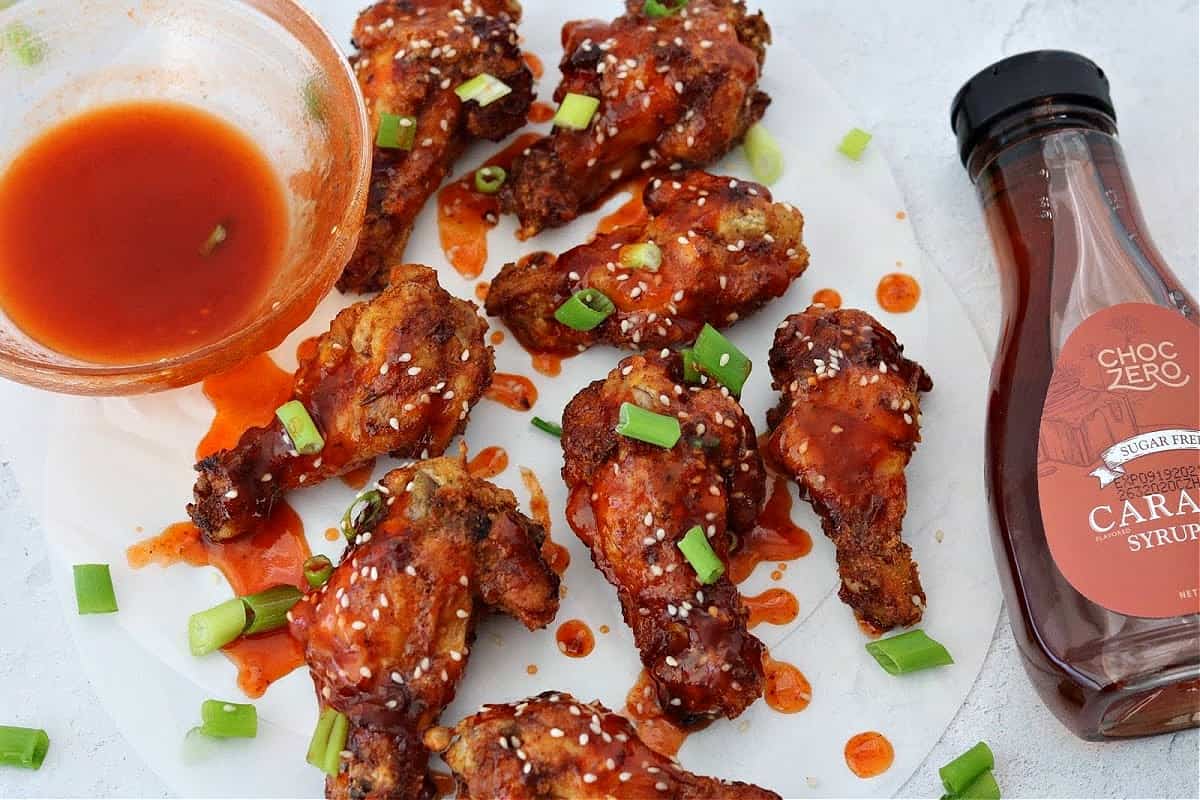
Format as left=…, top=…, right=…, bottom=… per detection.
left=0, top=0, right=370, bottom=394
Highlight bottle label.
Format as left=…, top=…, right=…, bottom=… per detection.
left=1038, top=303, right=1200, bottom=618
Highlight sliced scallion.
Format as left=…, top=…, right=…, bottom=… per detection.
left=342, top=489, right=386, bottom=542
left=199, top=700, right=258, bottom=739
left=743, top=123, right=784, bottom=185
left=865, top=629, right=954, bottom=675
left=377, top=112, right=416, bottom=150
left=552, top=93, right=600, bottom=130
left=643, top=0, right=688, bottom=19
left=680, top=348, right=701, bottom=383
left=3, top=24, right=47, bottom=67
left=0, top=726, right=49, bottom=770
left=199, top=224, right=227, bottom=257
left=322, top=711, right=349, bottom=776
left=954, top=770, right=1001, bottom=800
left=939, top=742, right=995, bottom=796
left=276, top=400, right=325, bottom=455
left=73, top=563, right=118, bottom=614
left=241, top=585, right=302, bottom=636
left=678, top=525, right=724, bottom=584
left=838, top=127, right=872, bottom=161
left=554, top=288, right=615, bottom=331
left=474, top=165, right=507, bottom=194
left=619, top=241, right=662, bottom=272
left=531, top=417, right=563, bottom=437
left=188, top=597, right=247, bottom=656
left=454, top=73, right=512, bottom=107
left=306, top=708, right=338, bottom=769
left=303, top=554, right=334, bottom=588
left=692, top=324, right=752, bottom=396
left=615, top=402, right=681, bottom=449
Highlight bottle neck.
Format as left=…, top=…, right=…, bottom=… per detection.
left=966, top=103, right=1118, bottom=183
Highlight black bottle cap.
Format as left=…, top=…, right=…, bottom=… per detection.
left=950, top=50, right=1115, bottom=166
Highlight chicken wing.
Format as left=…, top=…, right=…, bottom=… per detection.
left=190, top=264, right=493, bottom=542
left=340, top=0, right=534, bottom=292
left=288, top=456, right=560, bottom=800
left=502, top=0, right=771, bottom=239
left=439, top=692, right=780, bottom=799
left=486, top=170, right=808, bottom=356
left=561, top=350, right=766, bottom=726
left=765, top=307, right=933, bottom=631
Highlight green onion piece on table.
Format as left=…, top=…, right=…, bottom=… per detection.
left=199, top=700, right=258, bottom=739
left=322, top=711, right=349, bottom=776
left=474, top=165, right=507, bottom=194
left=838, top=127, right=873, bottom=161
left=952, top=770, right=1001, bottom=800
left=342, top=489, right=386, bottom=542
left=615, top=402, right=681, bottom=449
left=619, top=241, right=662, bottom=271
left=680, top=348, right=701, bottom=383
left=199, top=223, right=227, bottom=257
left=454, top=73, right=512, bottom=107
left=643, top=0, right=687, bottom=19
left=376, top=112, right=416, bottom=150
left=939, top=742, right=995, bottom=796
left=304, top=554, right=334, bottom=588
left=743, top=123, right=784, bottom=185
left=531, top=417, right=563, bottom=437
left=0, top=726, right=50, bottom=770
left=677, top=525, right=725, bottom=584
left=276, top=400, right=325, bottom=455
left=3, top=24, right=47, bottom=67
left=241, top=585, right=302, bottom=636
left=188, top=597, right=247, bottom=656
left=692, top=324, right=752, bottom=395
left=552, top=93, right=600, bottom=130
left=554, top=288, right=615, bottom=331
left=73, top=563, right=118, bottom=614
left=864, top=629, right=954, bottom=675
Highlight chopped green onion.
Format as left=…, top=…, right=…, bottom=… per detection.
left=199, top=224, right=227, bottom=257
left=838, top=127, right=873, bottom=161
left=454, top=73, right=512, bottom=107
left=199, top=700, right=257, bottom=739
left=531, top=417, right=563, bottom=437
left=3, top=23, right=47, bottom=67
left=241, top=585, right=302, bottom=636
left=678, top=525, right=724, bottom=584
left=276, top=400, right=325, bottom=455
left=474, top=165, right=507, bottom=194
left=304, top=554, right=334, bottom=588
left=73, top=563, right=118, bottom=614
left=342, top=489, right=386, bottom=542
left=552, top=93, right=600, bottom=131
left=306, top=708, right=338, bottom=769
left=615, top=402, right=681, bottom=449
left=680, top=348, right=701, bottom=383
left=865, top=629, right=954, bottom=675
left=692, top=324, right=752, bottom=396
left=940, top=742, right=995, bottom=796
left=619, top=241, right=662, bottom=272
left=323, top=711, right=349, bottom=776
left=743, top=123, right=784, bottom=185
left=188, top=597, right=247, bottom=656
left=954, top=770, right=1001, bottom=800
left=0, top=726, right=50, bottom=770
left=376, top=112, right=416, bottom=150
left=643, top=0, right=688, bottom=19
left=554, top=288, right=615, bottom=331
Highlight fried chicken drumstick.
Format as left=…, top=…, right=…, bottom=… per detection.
left=561, top=351, right=766, bottom=726
left=439, top=692, right=780, bottom=799
left=765, top=307, right=933, bottom=631
left=288, top=456, right=560, bottom=800
left=503, top=0, right=771, bottom=239
left=341, top=0, right=534, bottom=292
left=486, top=170, right=808, bottom=356
left=189, top=264, right=493, bottom=542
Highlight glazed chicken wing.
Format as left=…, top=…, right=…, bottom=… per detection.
left=288, top=456, right=560, bottom=800
left=561, top=350, right=766, bottom=726
left=341, top=0, right=534, bottom=292
left=486, top=170, right=808, bottom=356
left=765, top=307, right=933, bottom=631
left=439, top=692, right=780, bottom=800
left=503, top=0, right=771, bottom=239
left=190, top=264, right=493, bottom=542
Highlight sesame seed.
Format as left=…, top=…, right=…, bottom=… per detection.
left=619, top=772, right=632, bottom=782
left=549, top=728, right=564, bottom=738
left=360, top=666, right=372, bottom=678
left=351, top=620, right=366, bottom=630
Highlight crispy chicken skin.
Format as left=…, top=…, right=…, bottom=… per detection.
left=502, top=0, right=771, bottom=239
left=486, top=170, right=808, bottom=356
left=765, top=307, right=933, bottom=631
left=440, top=692, right=781, bottom=800
left=288, top=456, right=560, bottom=800
left=561, top=351, right=766, bottom=726
left=189, top=264, right=493, bottom=542
left=341, top=0, right=534, bottom=292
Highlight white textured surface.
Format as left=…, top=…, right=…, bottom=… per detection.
left=1, top=0, right=1197, bottom=797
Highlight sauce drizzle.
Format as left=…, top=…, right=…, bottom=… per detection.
left=595, top=177, right=650, bottom=234
left=763, top=655, right=812, bottom=714
left=522, top=52, right=544, bottom=80
left=339, top=460, right=376, bottom=490
left=530, top=352, right=563, bottom=377
left=196, top=354, right=293, bottom=460
left=811, top=288, right=843, bottom=309
left=520, top=466, right=570, bottom=576
left=485, top=372, right=538, bottom=411
left=624, top=669, right=688, bottom=757
left=555, top=619, right=595, bottom=658
left=527, top=101, right=555, bottom=123
left=743, top=588, right=800, bottom=628
left=467, top=445, right=509, bottom=479
left=729, top=476, right=813, bottom=583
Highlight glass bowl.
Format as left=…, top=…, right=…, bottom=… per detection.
left=0, top=0, right=369, bottom=395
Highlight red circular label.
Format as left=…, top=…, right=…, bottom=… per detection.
left=1038, top=304, right=1200, bottom=618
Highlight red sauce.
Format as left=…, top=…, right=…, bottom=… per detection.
left=729, top=476, right=813, bottom=583
left=474, top=281, right=490, bottom=302
left=530, top=352, right=563, bottom=377
left=555, top=619, right=595, bottom=658
left=295, top=335, right=319, bottom=365
left=743, top=588, right=799, bottom=628
left=485, top=372, right=538, bottom=411
left=489, top=330, right=505, bottom=346
left=857, top=616, right=886, bottom=639
left=763, top=655, right=812, bottom=713
left=436, top=132, right=542, bottom=278
left=196, top=354, right=293, bottom=460
left=624, top=670, right=688, bottom=757
left=339, top=460, right=376, bottom=490
left=526, top=663, right=539, bottom=675
left=430, top=770, right=456, bottom=799
left=0, top=101, right=287, bottom=365
left=895, top=210, right=907, bottom=220
left=324, top=527, right=340, bottom=542
left=467, top=446, right=509, bottom=479
left=844, top=731, right=895, bottom=778
left=876, top=273, right=921, bottom=313
left=527, top=101, right=555, bottom=123
left=224, top=631, right=306, bottom=699
left=520, top=467, right=569, bottom=576
left=596, top=177, right=650, bottom=234
left=598, top=624, right=610, bottom=635
left=811, top=288, right=843, bottom=309
left=522, top=52, right=544, bottom=80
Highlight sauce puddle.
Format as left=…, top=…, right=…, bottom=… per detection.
left=596, top=177, right=650, bottom=234
left=485, top=372, right=538, bottom=411
left=555, top=619, right=595, bottom=658
left=763, top=655, right=811, bottom=713
left=743, top=587, right=799, bottom=628
left=729, top=476, right=813, bottom=583
left=467, top=446, right=509, bottom=479
left=530, top=352, right=563, bottom=377
left=520, top=466, right=569, bottom=576
left=527, top=101, right=555, bottom=123
left=844, top=731, right=895, bottom=778
left=339, top=460, right=376, bottom=490
left=811, top=288, right=843, bottom=309
left=876, top=273, right=921, bottom=313
left=624, top=669, right=688, bottom=758
left=196, top=354, right=293, bottom=459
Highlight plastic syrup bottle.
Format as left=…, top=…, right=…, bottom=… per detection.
left=951, top=50, right=1199, bottom=739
